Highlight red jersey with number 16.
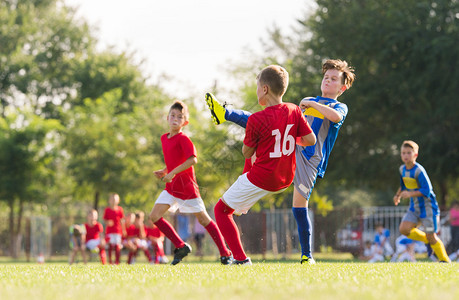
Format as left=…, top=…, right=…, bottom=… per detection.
left=244, top=102, right=312, bottom=192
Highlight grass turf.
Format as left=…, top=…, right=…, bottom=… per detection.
left=0, top=259, right=458, bottom=300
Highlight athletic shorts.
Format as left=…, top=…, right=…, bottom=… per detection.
left=402, top=210, right=440, bottom=233
left=293, top=146, right=318, bottom=200
left=107, top=233, right=122, bottom=245
left=155, top=190, right=206, bottom=213
left=86, top=239, right=101, bottom=250
left=222, top=173, right=286, bottom=215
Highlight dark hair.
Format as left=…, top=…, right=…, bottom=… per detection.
left=169, top=100, right=189, bottom=121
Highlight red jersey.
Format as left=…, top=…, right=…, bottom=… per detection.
left=161, top=132, right=200, bottom=200
left=244, top=102, right=312, bottom=191
left=126, top=224, right=138, bottom=238
left=103, top=206, right=125, bottom=234
left=145, top=225, right=164, bottom=238
left=85, top=222, right=103, bottom=240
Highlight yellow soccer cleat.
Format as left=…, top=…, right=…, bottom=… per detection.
left=301, top=255, right=316, bottom=265
left=205, top=93, right=227, bottom=125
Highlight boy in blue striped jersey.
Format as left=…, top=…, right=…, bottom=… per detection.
left=393, top=140, right=450, bottom=262
left=205, top=59, right=355, bottom=264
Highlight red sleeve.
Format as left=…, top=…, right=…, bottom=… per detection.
left=103, top=208, right=108, bottom=220
left=97, top=223, right=104, bottom=233
left=180, top=135, right=197, bottom=159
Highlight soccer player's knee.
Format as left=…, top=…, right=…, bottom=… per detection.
left=399, top=225, right=410, bottom=236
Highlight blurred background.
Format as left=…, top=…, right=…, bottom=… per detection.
left=0, top=0, right=457, bottom=261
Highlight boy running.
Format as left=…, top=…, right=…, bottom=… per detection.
left=393, top=140, right=450, bottom=262
left=213, top=65, right=316, bottom=265
left=206, top=59, right=355, bottom=264
left=149, top=100, right=232, bottom=265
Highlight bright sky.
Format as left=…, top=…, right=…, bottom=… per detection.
left=64, top=0, right=312, bottom=98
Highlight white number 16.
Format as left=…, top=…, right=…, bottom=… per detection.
left=269, top=124, right=295, bottom=158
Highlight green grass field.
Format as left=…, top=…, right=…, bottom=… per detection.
left=1, top=255, right=458, bottom=300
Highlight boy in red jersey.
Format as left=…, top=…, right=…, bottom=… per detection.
left=84, top=209, right=107, bottom=264
left=145, top=220, right=168, bottom=264
left=149, top=100, right=232, bottom=265
left=103, top=193, right=126, bottom=264
left=126, top=212, right=153, bottom=264
left=214, top=65, right=316, bottom=265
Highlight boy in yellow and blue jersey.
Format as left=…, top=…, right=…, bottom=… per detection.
left=205, top=59, right=355, bottom=264
left=393, top=140, right=450, bottom=262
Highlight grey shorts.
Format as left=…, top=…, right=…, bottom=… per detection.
left=402, top=210, right=440, bottom=233
left=293, top=146, right=319, bottom=200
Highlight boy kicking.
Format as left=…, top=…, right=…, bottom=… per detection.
left=393, top=140, right=450, bottom=263
left=149, top=100, right=232, bottom=265
left=207, top=59, right=355, bottom=264
left=213, top=65, right=316, bottom=265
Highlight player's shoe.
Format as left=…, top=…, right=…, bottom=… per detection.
left=205, top=93, right=227, bottom=125
left=233, top=257, right=252, bottom=266
left=171, top=243, right=192, bottom=265
left=301, top=255, right=316, bottom=265
left=220, top=255, right=233, bottom=265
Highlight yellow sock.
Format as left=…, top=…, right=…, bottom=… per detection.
left=431, top=240, right=450, bottom=262
left=407, top=228, right=429, bottom=243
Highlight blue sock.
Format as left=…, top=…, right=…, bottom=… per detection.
left=292, top=207, right=312, bottom=258
left=225, top=108, right=251, bottom=128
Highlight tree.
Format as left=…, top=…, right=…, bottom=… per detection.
left=0, top=112, right=61, bottom=257
left=0, top=0, right=94, bottom=118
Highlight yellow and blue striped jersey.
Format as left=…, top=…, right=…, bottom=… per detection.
left=300, top=96, right=348, bottom=178
left=399, top=162, right=439, bottom=218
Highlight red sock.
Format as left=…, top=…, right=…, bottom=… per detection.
left=144, top=249, right=152, bottom=262
left=156, top=242, right=165, bottom=257
left=99, top=247, right=106, bottom=265
left=127, top=251, right=135, bottom=264
left=115, top=245, right=121, bottom=264
left=154, top=218, right=185, bottom=248
left=205, top=220, right=231, bottom=256
left=214, top=199, right=247, bottom=261
left=108, top=244, right=113, bottom=264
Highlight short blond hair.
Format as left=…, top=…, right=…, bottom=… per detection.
left=323, top=59, right=356, bottom=89
left=401, top=140, right=419, bottom=154
left=256, top=65, right=289, bottom=96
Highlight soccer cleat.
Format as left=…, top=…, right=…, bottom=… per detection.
left=171, top=243, right=192, bottom=265
left=220, top=255, right=233, bottom=265
left=301, top=255, right=316, bottom=265
left=205, top=93, right=227, bottom=125
left=233, top=257, right=252, bottom=266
